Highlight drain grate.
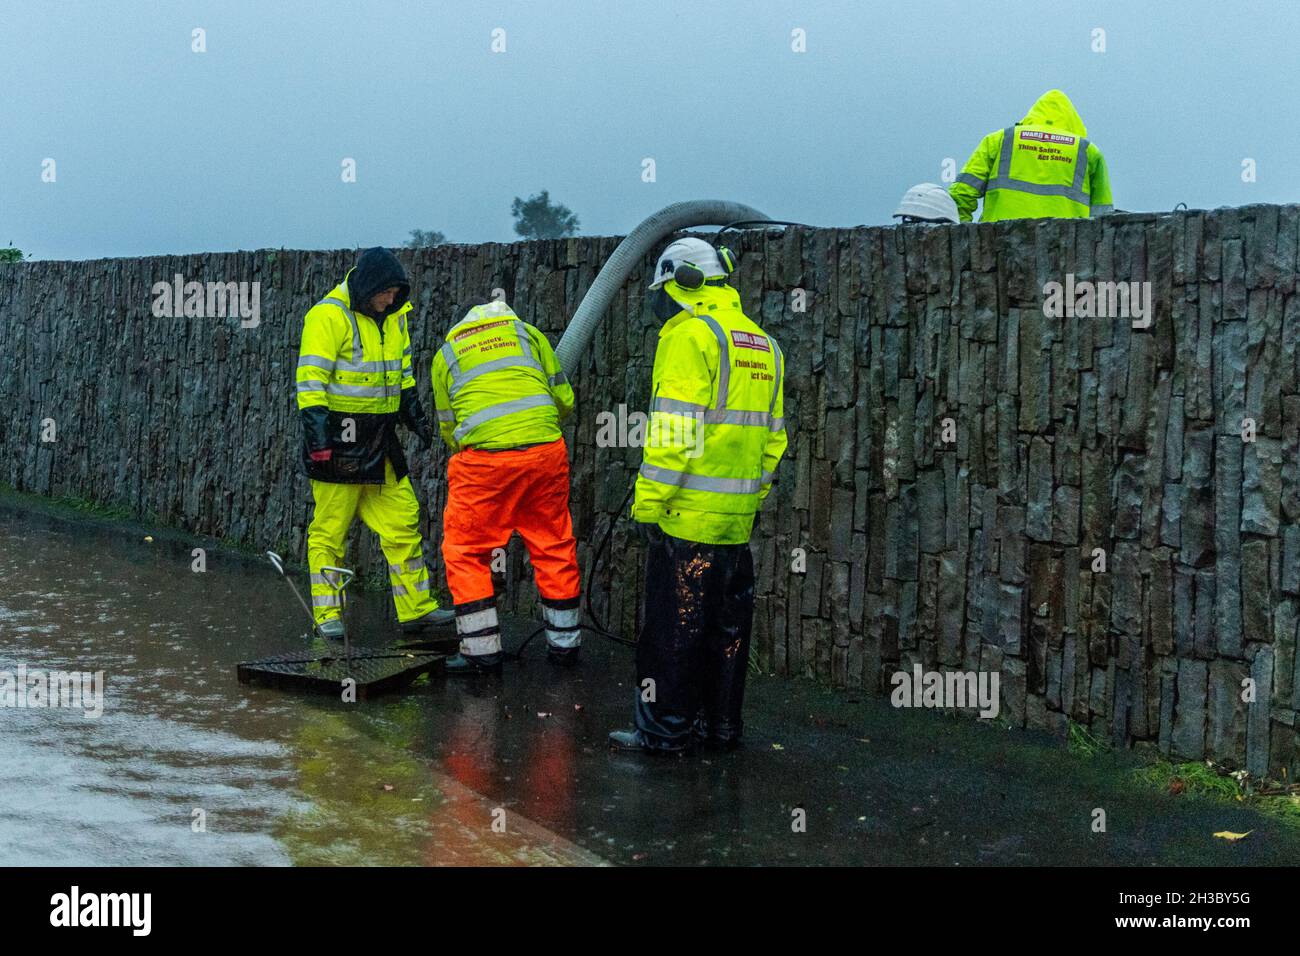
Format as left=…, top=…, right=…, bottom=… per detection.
left=237, top=645, right=444, bottom=698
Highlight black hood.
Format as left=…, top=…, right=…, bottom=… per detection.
left=347, top=247, right=410, bottom=318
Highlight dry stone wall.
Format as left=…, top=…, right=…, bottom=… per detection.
left=2, top=205, right=1297, bottom=776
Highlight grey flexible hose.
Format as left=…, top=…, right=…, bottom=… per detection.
left=555, top=199, right=770, bottom=375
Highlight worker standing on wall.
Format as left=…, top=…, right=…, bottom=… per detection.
left=295, top=247, right=453, bottom=640
left=432, top=298, right=581, bottom=675
left=608, top=238, right=788, bottom=754
left=949, top=89, right=1113, bottom=223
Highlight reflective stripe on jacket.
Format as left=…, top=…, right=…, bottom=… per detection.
left=295, top=273, right=416, bottom=482
left=949, top=89, right=1114, bottom=222
left=431, top=302, right=575, bottom=452
left=633, top=280, right=788, bottom=545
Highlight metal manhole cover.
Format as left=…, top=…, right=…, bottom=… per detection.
left=237, top=646, right=444, bottom=698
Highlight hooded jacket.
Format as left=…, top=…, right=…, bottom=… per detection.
left=296, top=247, right=433, bottom=483
left=949, top=89, right=1114, bottom=223
left=632, top=279, right=787, bottom=545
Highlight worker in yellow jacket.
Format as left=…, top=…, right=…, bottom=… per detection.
left=295, top=247, right=452, bottom=641
left=949, top=89, right=1114, bottom=223
left=608, top=238, right=787, bottom=754
left=432, top=298, right=580, bottom=675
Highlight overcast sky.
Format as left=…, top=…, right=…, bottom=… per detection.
left=2, top=0, right=1294, bottom=261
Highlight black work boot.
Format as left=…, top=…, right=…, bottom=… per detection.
left=397, top=608, right=458, bottom=653
left=317, top=618, right=345, bottom=640
left=400, top=607, right=456, bottom=633
left=546, top=645, right=581, bottom=668
left=607, top=729, right=652, bottom=752
left=607, top=728, right=689, bottom=755
left=444, top=652, right=503, bottom=676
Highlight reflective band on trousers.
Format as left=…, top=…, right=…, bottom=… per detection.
left=541, top=604, right=580, bottom=628
left=638, top=462, right=763, bottom=495
left=461, top=634, right=502, bottom=657
left=391, top=579, right=431, bottom=597
left=986, top=126, right=1091, bottom=205
left=388, top=559, right=426, bottom=576
left=453, top=393, right=556, bottom=442
left=457, top=606, right=499, bottom=635
left=311, top=593, right=341, bottom=607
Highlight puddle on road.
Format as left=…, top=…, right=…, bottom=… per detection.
left=0, top=506, right=601, bottom=866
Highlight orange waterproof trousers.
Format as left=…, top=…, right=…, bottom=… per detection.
left=442, top=438, right=581, bottom=654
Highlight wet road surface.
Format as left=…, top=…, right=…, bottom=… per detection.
left=1, top=500, right=1297, bottom=866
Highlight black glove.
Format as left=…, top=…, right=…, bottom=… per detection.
left=300, top=405, right=330, bottom=456
left=399, top=389, right=434, bottom=450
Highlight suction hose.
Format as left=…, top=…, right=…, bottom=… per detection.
left=554, top=199, right=770, bottom=376
left=504, top=202, right=768, bottom=657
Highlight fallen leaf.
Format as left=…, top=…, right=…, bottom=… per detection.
left=382, top=784, right=394, bottom=792
left=771, top=743, right=784, bottom=751
left=1168, top=778, right=1185, bottom=795
left=537, top=711, right=551, bottom=718
left=1212, top=830, right=1252, bottom=842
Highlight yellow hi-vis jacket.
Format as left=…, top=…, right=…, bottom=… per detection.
left=633, top=280, right=788, bottom=545
left=296, top=272, right=417, bottom=482
left=431, top=302, right=575, bottom=453
left=949, top=89, right=1114, bottom=223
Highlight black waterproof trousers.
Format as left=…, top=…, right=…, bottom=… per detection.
left=633, top=528, right=755, bottom=752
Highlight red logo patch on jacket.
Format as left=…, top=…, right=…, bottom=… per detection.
left=730, top=330, right=770, bottom=352
left=453, top=319, right=513, bottom=340
left=1018, top=129, right=1076, bottom=146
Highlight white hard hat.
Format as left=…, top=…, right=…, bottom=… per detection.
left=649, top=237, right=728, bottom=290
left=893, top=183, right=959, bottom=224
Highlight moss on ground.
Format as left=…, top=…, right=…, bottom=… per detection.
left=1132, top=759, right=1300, bottom=828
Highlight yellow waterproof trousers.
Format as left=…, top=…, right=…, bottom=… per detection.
left=307, top=460, right=438, bottom=624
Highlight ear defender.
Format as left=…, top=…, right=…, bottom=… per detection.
left=673, top=244, right=737, bottom=291
left=674, top=262, right=706, bottom=290
left=716, top=245, right=735, bottom=275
